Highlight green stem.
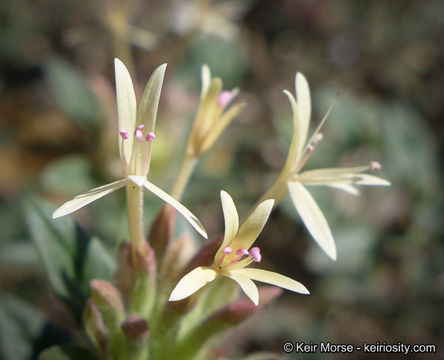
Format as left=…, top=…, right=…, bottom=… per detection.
left=171, top=154, right=198, bottom=201
left=126, top=183, right=145, bottom=254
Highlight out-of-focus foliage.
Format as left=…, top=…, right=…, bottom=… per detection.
left=0, top=0, right=443, bottom=359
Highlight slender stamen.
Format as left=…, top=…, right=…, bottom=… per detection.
left=228, top=248, right=249, bottom=265
left=249, top=247, right=262, bottom=263
left=142, top=132, right=156, bottom=176
left=119, top=129, right=129, bottom=172
left=217, top=246, right=233, bottom=267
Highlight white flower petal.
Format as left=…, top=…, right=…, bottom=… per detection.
left=287, top=181, right=336, bottom=260
left=295, top=72, right=311, bottom=153
left=169, top=267, right=216, bottom=301
left=140, top=178, right=208, bottom=239
left=234, top=199, right=274, bottom=251
left=326, top=183, right=360, bottom=196
left=52, top=179, right=127, bottom=219
left=350, top=174, right=391, bottom=186
left=136, top=63, right=167, bottom=132
left=219, top=190, right=239, bottom=252
left=201, top=64, right=211, bottom=99
left=231, top=268, right=309, bottom=295
left=114, top=58, right=137, bottom=162
left=227, top=271, right=259, bottom=306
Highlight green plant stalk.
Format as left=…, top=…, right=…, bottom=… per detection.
left=126, top=184, right=145, bottom=255
left=171, top=154, right=198, bottom=201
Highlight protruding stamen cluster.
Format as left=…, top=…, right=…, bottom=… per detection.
left=119, top=128, right=156, bottom=174
left=217, top=245, right=262, bottom=269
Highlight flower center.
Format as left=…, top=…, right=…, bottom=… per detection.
left=217, top=246, right=262, bottom=270
left=119, top=127, right=156, bottom=175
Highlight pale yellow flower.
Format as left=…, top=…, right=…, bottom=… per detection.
left=169, top=191, right=309, bottom=306
left=187, top=65, right=245, bottom=157
left=52, top=58, right=207, bottom=239
left=274, top=73, right=390, bottom=260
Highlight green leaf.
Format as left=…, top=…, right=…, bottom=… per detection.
left=0, top=295, right=47, bottom=360
left=40, top=155, right=96, bottom=196
left=38, top=345, right=98, bottom=360
left=46, top=57, right=100, bottom=127
left=25, top=197, right=116, bottom=319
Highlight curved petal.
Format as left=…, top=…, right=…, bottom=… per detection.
left=295, top=72, right=311, bottom=155
left=326, top=183, right=360, bottom=196
left=287, top=181, right=336, bottom=260
left=227, top=272, right=259, bottom=306
left=169, top=267, right=217, bottom=301
left=136, top=63, right=167, bottom=132
left=201, top=64, right=211, bottom=99
left=137, top=177, right=208, bottom=239
left=231, top=268, right=309, bottom=295
left=233, top=199, right=274, bottom=251
left=52, top=179, right=127, bottom=219
left=218, top=190, right=239, bottom=252
left=115, top=58, right=137, bottom=162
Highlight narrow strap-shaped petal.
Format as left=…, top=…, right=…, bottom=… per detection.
left=52, top=179, right=127, bottom=219
left=326, top=183, right=360, bottom=196
left=281, top=90, right=301, bottom=175
left=200, top=101, right=246, bottom=154
left=295, top=72, right=311, bottom=158
left=231, top=268, right=309, bottom=295
left=201, top=64, right=211, bottom=99
left=215, top=191, right=239, bottom=259
left=227, top=271, right=259, bottom=306
left=298, top=170, right=390, bottom=187
left=298, top=166, right=373, bottom=179
left=234, top=199, right=274, bottom=251
left=136, top=63, right=167, bottom=132
left=287, top=181, right=336, bottom=260
left=115, top=58, right=137, bottom=163
left=169, top=267, right=217, bottom=301
left=135, top=177, right=208, bottom=239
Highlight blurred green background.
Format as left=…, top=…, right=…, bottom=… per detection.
left=0, top=0, right=443, bottom=359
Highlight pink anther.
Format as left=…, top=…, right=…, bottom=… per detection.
left=145, top=132, right=156, bottom=142
left=249, top=247, right=262, bottom=263
left=236, top=248, right=249, bottom=256
left=224, top=247, right=233, bottom=254
left=218, top=91, right=232, bottom=108
left=119, top=130, right=129, bottom=139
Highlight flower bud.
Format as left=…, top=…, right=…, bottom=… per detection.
left=82, top=299, right=108, bottom=351
left=90, top=279, right=125, bottom=329
left=121, top=315, right=149, bottom=341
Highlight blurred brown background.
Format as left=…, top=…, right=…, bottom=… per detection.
left=0, top=0, right=443, bottom=359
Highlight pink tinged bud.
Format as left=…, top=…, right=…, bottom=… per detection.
left=135, top=129, right=144, bottom=142
left=119, top=129, right=129, bottom=139
left=218, top=91, right=232, bottom=108
left=236, top=248, right=249, bottom=256
left=224, top=247, right=233, bottom=254
left=305, top=145, right=314, bottom=154
left=121, top=315, right=149, bottom=341
left=145, top=132, right=156, bottom=142
left=369, top=161, right=381, bottom=171
left=249, top=246, right=262, bottom=263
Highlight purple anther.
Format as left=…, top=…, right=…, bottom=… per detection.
left=218, top=91, right=232, bottom=108
left=119, top=130, right=129, bottom=139
left=249, top=247, right=262, bottom=263
left=224, top=247, right=233, bottom=254
left=236, top=248, right=249, bottom=256
left=145, top=132, right=156, bottom=142
left=136, top=125, right=145, bottom=130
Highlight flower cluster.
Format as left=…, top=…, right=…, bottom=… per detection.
left=52, top=58, right=389, bottom=360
